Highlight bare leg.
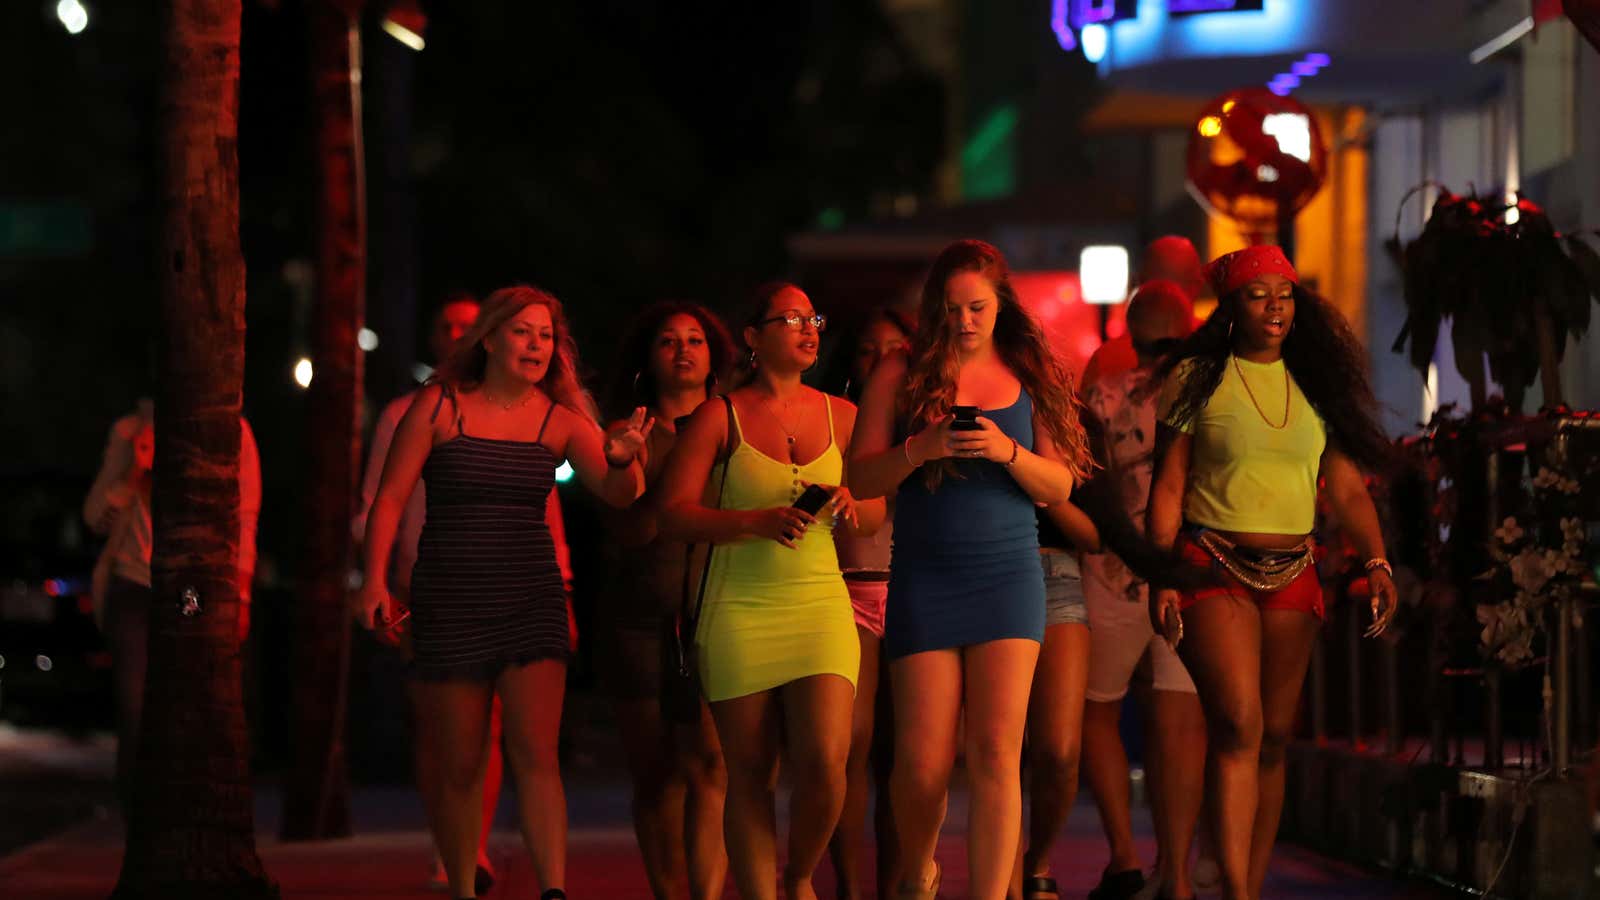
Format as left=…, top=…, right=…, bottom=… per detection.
left=780, top=674, right=856, bottom=900
left=410, top=679, right=495, bottom=898
left=1081, top=698, right=1142, bottom=877
left=1177, top=595, right=1264, bottom=900
left=709, top=690, right=782, bottom=900
left=873, top=663, right=899, bottom=900
left=617, top=695, right=689, bottom=899
left=1245, top=609, right=1320, bottom=900
left=830, top=626, right=882, bottom=899
left=964, top=639, right=1041, bottom=900
left=1146, top=688, right=1206, bottom=898
left=890, top=649, right=963, bottom=892
left=479, top=696, right=504, bottom=867
left=496, top=659, right=569, bottom=894
left=1011, top=622, right=1089, bottom=899
left=678, top=699, right=729, bottom=900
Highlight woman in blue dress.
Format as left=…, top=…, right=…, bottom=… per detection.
left=849, top=240, right=1091, bottom=899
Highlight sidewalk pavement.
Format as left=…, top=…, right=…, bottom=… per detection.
left=0, top=775, right=1453, bottom=899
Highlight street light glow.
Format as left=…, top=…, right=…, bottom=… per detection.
left=381, top=17, right=426, bottom=51
left=56, top=0, right=88, bottom=34
left=1079, top=245, right=1130, bottom=305
left=294, top=357, right=314, bottom=388
left=1080, top=24, right=1108, bottom=64
left=358, top=328, right=380, bottom=351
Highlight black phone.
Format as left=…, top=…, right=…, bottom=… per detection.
left=792, top=483, right=833, bottom=516
left=950, top=405, right=981, bottom=431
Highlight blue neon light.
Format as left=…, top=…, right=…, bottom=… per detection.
left=1077, top=0, right=1122, bottom=24
left=1167, top=0, right=1243, bottom=11
left=1291, top=61, right=1317, bottom=76
left=1051, top=0, right=1078, bottom=51
left=1303, top=51, right=1330, bottom=67
left=1269, top=73, right=1300, bottom=90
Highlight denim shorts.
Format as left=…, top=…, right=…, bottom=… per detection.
left=1042, top=548, right=1089, bottom=627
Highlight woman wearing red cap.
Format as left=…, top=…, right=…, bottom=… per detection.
left=1147, top=246, right=1396, bottom=900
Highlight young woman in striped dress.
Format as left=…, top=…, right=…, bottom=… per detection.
left=355, top=285, right=651, bottom=900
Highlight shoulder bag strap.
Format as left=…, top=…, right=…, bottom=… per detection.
left=680, top=395, right=736, bottom=636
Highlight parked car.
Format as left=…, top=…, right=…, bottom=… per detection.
left=0, top=474, right=111, bottom=730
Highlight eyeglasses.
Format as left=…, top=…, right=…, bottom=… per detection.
left=757, top=311, right=827, bottom=332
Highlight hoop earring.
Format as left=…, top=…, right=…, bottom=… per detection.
left=747, top=350, right=757, bottom=369
left=631, top=370, right=642, bottom=395
left=1227, top=320, right=1234, bottom=340
left=707, top=370, right=719, bottom=389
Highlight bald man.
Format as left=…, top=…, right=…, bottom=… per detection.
left=1083, top=236, right=1205, bottom=390
left=1079, top=280, right=1208, bottom=900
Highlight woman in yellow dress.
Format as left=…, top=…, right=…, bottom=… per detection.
left=659, top=282, right=885, bottom=900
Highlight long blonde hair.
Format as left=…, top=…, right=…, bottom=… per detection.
left=429, top=284, right=599, bottom=425
left=905, top=240, right=1091, bottom=486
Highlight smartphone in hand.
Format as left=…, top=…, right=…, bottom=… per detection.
left=792, top=483, right=834, bottom=516
left=950, top=405, right=981, bottom=431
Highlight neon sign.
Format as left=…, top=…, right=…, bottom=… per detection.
left=1168, top=0, right=1265, bottom=13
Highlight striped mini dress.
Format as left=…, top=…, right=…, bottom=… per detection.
left=408, top=388, right=569, bottom=681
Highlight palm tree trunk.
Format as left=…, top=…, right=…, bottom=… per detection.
left=281, top=0, right=366, bottom=841
left=112, top=1, right=276, bottom=897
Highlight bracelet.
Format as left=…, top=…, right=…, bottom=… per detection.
left=1363, top=557, right=1393, bottom=578
left=1003, top=437, right=1019, bottom=467
left=903, top=436, right=919, bottom=468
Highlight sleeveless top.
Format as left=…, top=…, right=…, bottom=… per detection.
left=709, top=397, right=845, bottom=587
left=409, top=387, right=567, bottom=677
left=893, top=390, right=1040, bottom=557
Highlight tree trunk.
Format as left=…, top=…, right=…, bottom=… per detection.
left=281, top=0, right=365, bottom=841
left=112, top=2, right=276, bottom=897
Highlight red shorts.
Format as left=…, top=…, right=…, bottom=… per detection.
left=1177, top=533, right=1327, bottom=620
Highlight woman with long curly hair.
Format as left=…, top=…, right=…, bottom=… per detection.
left=355, top=285, right=651, bottom=900
left=1148, top=246, right=1397, bottom=900
left=658, top=282, right=885, bottom=900
left=599, top=301, right=735, bottom=900
left=850, top=240, right=1090, bottom=899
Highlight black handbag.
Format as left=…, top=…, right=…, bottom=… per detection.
left=662, top=396, right=734, bottom=724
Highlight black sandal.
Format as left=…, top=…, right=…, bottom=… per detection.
left=1022, top=874, right=1059, bottom=899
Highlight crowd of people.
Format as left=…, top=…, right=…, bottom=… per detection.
left=92, top=233, right=1399, bottom=900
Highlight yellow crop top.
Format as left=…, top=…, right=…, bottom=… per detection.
left=1157, top=356, right=1326, bottom=535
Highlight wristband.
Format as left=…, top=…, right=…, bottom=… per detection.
left=1003, top=437, right=1019, bottom=467
left=1363, top=557, right=1393, bottom=578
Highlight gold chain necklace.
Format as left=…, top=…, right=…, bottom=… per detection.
left=1232, top=356, right=1289, bottom=429
left=484, top=386, right=536, bottom=410
left=757, top=391, right=804, bottom=446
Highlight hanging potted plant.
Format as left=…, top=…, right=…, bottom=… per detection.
left=1389, top=186, right=1600, bottom=411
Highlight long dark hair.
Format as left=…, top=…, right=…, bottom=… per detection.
left=821, top=307, right=915, bottom=401
left=1156, top=284, right=1392, bottom=471
left=605, top=301, right=735, bottom=419
left=906, top=240, right=1091, bottom=485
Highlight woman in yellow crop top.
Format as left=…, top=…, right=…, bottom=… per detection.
left=659, top=282, right=886, bottom=900
left=1145, top=246, right=1397, bottom=900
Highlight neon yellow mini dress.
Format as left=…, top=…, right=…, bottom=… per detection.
left=695, top=400, right=859, bottom=702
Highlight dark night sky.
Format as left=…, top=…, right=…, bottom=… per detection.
left=1, top=0, right=946, bottom=578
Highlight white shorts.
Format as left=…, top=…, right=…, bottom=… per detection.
left=1082, top=551, right=1196, bottom=702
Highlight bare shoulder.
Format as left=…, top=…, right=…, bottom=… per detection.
left=825, top=392, right=858, bottom=430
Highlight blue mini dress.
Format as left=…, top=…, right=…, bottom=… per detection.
left=885, top=391, right=1046, bottom=659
